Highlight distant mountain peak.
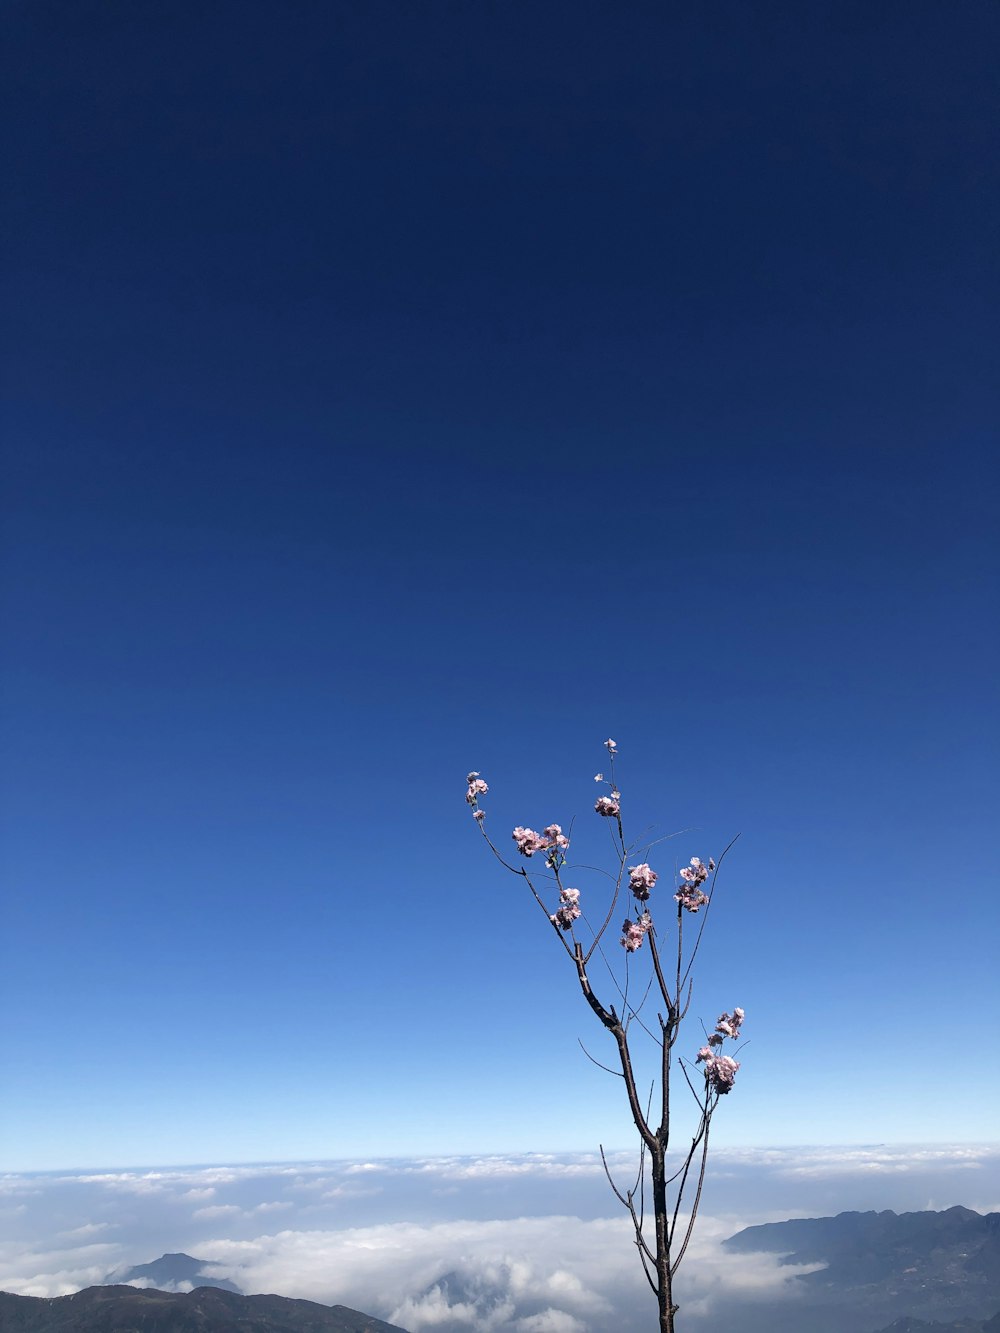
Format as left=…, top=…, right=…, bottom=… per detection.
left=106, top=1251, right=242, bottom=1295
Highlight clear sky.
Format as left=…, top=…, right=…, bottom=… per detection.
left=1, top=2, right=998, bottom=1173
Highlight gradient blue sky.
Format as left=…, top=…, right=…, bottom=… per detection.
left=2, top=1, right=998, bottom=1172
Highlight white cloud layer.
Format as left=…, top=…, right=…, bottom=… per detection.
left=1, top=1145, right=998, bottom=1330
left=197, top=1213, right=821, bottom=1332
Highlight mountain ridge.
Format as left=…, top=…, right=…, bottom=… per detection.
left=720, top=1206, right=1000, bottom=1333
left=0, top=1286, right=409, bottom=1333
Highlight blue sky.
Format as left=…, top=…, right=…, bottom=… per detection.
left=1, top=2, right=998, bottom=1174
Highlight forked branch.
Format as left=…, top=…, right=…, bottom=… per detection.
left=465, top=747, right=746, bottom=1333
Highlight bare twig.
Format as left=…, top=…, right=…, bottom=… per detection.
left=578, top=1039, right=624, bottom=1078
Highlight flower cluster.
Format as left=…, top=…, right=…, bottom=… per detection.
left=674, top=856, right=714, bottom=912
left=680, top=856, right=711, bottom=886
left=713, top=1007, right=744, bottom=1041
left=466, top=773, right=488, bottom=818
left=620, top=911, right=652, bottom=952
left=512, top=823, right=570, bottom=859
left=698, top=1053, right=740, bottom=1093
left=550, top=887, right=582, bottom=931
left=594, top=795, right=620, bottom=817
left=604, top=738, right=617, bottom=755
left=628, top=862, right=657, bottom=901
left=696, top=1007, right=744, bottom=1094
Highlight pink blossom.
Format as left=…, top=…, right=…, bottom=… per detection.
left=620, top=911, right=652, bottom=952
left=674, top=885, right=708, bottom=912
left=702, top=1054, right=739, bottom=1094
left=550, top=887, right=582, bottom=931
left=512, top=823, right=570, bottom=857
left=675, top=857, right=710, bottom=910
left=594, top=773, right=604, bottom=782
left=595, top=796, right=620, bottom=817
left=695, top=1046, right=714, bottom=1063
left=628, top=863, right=658, bottom=901
left=621, top=923, right=644, bottom=952
left=678, top=857, right=709, bottom=887
left=604, top=739, right=618, bottom=754
left=512, top=826, right=548, bottom=856
left=473, top=809, right=486, bottom=822
left=543, top=824, right=570, bottom=850
left=715, top=1009, right=744, bottom=1041
left=466, top=776, right=489, bottom=804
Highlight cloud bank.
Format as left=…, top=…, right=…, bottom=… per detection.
left=2, top=1145, right=998, bottom=1330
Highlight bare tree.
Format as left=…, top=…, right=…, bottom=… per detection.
left=465, top=740, right=744, bottom=1333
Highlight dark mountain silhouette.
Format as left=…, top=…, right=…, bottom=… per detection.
left=0, top=1286, right=409, bottom=1333
left=873, top=1314, right=1000, bottom=1333
left=725, top=1205, right=1000, bottom=1274
left=105, top=1252, right=241, bottom=1294
left=719, top=1206, right=1000, bottom=1333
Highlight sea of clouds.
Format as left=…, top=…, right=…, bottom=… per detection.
left=2, top=1145, right=999, bottom=1332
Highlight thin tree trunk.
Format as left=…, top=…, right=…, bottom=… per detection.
left=651, top=1148, right=676, bottom=1332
